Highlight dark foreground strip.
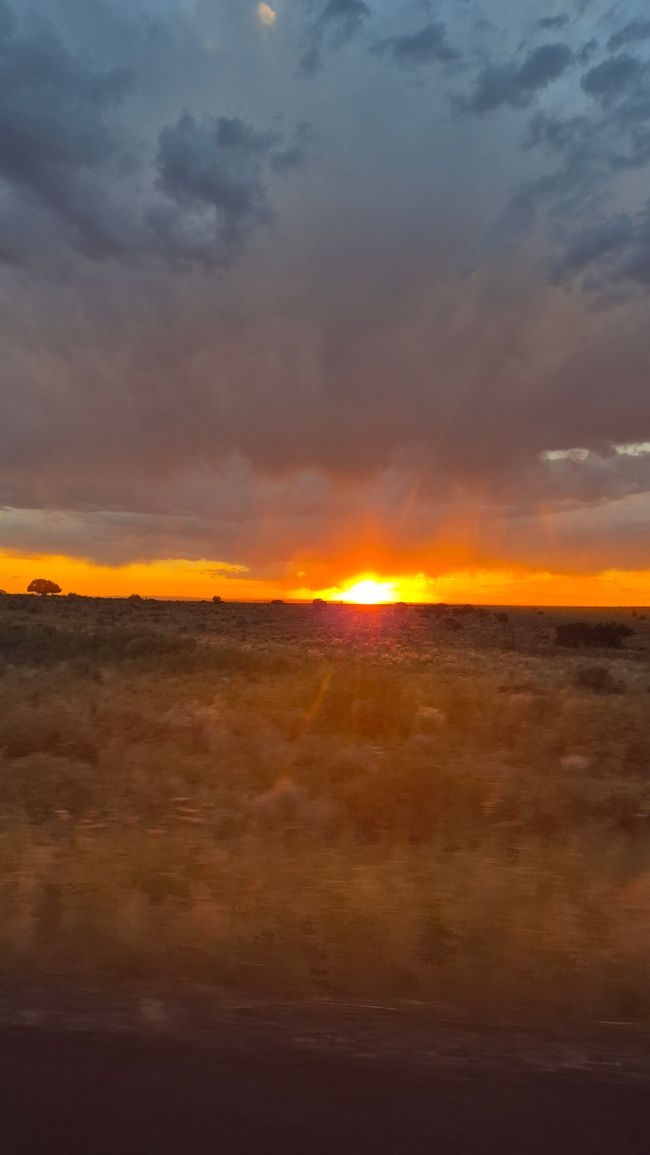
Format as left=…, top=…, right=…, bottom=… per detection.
left=0, top=1025, right=649, bottom=1154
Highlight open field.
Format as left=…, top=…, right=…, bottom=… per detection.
left=1, top=594, right=650, bottom=1023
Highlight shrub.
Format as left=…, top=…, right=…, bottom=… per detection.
left=555, top=622, right=634, bottom=649
left=572, top=665, right=622, bottom=694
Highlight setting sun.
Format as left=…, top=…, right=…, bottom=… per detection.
left=333, top=578, right=399, bottom=604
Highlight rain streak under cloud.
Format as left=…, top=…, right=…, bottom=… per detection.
left=1, top=0, right=650, bottom=603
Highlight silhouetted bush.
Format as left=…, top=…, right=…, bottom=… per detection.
left=555, top=622, right=634, bottom=649
left=495, top=612, right=509, bottom=623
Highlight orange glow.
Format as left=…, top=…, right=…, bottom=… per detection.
left=333, top=578, right=399, bottom=604
left=0, top=550, right=649, bottom=606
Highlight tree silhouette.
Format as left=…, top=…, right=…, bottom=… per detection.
left=27, top=579, right=61, bottom=597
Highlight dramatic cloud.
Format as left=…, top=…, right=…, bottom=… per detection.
left=0, top=0, right=649, bottom=598
left=151, top=113, right=279, bottom=265
left=0, top=1, right=132, bottom=257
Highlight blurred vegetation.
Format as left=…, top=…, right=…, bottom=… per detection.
left=0, top=593, right=650, bottom=1022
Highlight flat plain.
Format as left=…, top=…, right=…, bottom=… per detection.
left=1, top=593, right=650, bottom=1025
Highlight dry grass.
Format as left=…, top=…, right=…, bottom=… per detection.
left=1, top=593, right=650, bottom=1021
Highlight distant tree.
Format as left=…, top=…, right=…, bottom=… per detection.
left=312, top=598, right=326, bottom=607
left=271, top=599, right=285, bottom=605
left=27, top=579, right=61, bottom=597
left=212, top=595, right=223, bottom=604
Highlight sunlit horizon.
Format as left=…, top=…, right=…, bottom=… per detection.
left=1, top=550, right=650, bottom=607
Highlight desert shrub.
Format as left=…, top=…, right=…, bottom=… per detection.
left=495, top=612, right=509, bottom=623
left=572, top=665, right=622, bottom=694
left=555, top=621, right=634, bottom=649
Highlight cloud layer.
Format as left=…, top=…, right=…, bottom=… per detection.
left=0, top=0, right=649, bottom=596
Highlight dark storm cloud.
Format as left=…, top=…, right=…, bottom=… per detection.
left=371, top=22, right=458, bottom=67
left=0, top=0, right=649, bottom=582
left=300, top=0, right=371, bottom=75
left=151, top=112, right=278, bottom=265
left=457, top=43, right=573, bottom=114
left=0, top=2, right=309, bottom=267
left=0, top=0, right=133, bottom=256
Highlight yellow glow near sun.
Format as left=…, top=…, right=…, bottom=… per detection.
left=334, top=578, right=399, bottom=604
left=257, top=3, right=277, bottom=26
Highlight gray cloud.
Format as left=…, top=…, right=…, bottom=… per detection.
left=371, top=22, right=457, bottom=67
left=300, top=0, right=371, bottom=75
left=458, top=43, right=573, bottom=114
left=0, top=1, right=133, bottom=256
left=538, top=16, right=571, bottom=31
left=151, top=113, right=278, bottom=266
left=551, top=204, right=650, bottom=290
left=0, top=0, right=648, bottom=587
left=608, top=19, right=650, bottom=52
left=0, top=2, right=310, bottom=268
left=581, top=53, right=644, bottom=105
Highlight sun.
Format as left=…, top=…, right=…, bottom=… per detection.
left=334, top=579, right=399, bottom=605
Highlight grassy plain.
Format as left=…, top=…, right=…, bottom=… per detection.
left=1, top=593, right=650, bottom=1023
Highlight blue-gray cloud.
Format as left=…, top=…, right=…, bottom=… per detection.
left=300, top=0, right=371, bottom=75
left=371, top=21, right=457, bottom=67
left=538, top=16, right=571, bottom=31
left=608, top=19, right=650, bottom=52
left=151, top=113, right=278, bottom=265
left=0, top=1, right=132, bottom=256
left=458, top=43, right=573, bottom=114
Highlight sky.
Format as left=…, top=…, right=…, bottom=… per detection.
left=1, top=0, right=650, bottom=603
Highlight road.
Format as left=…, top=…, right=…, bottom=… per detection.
left=1, top=1023, right=649, bottom=1153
